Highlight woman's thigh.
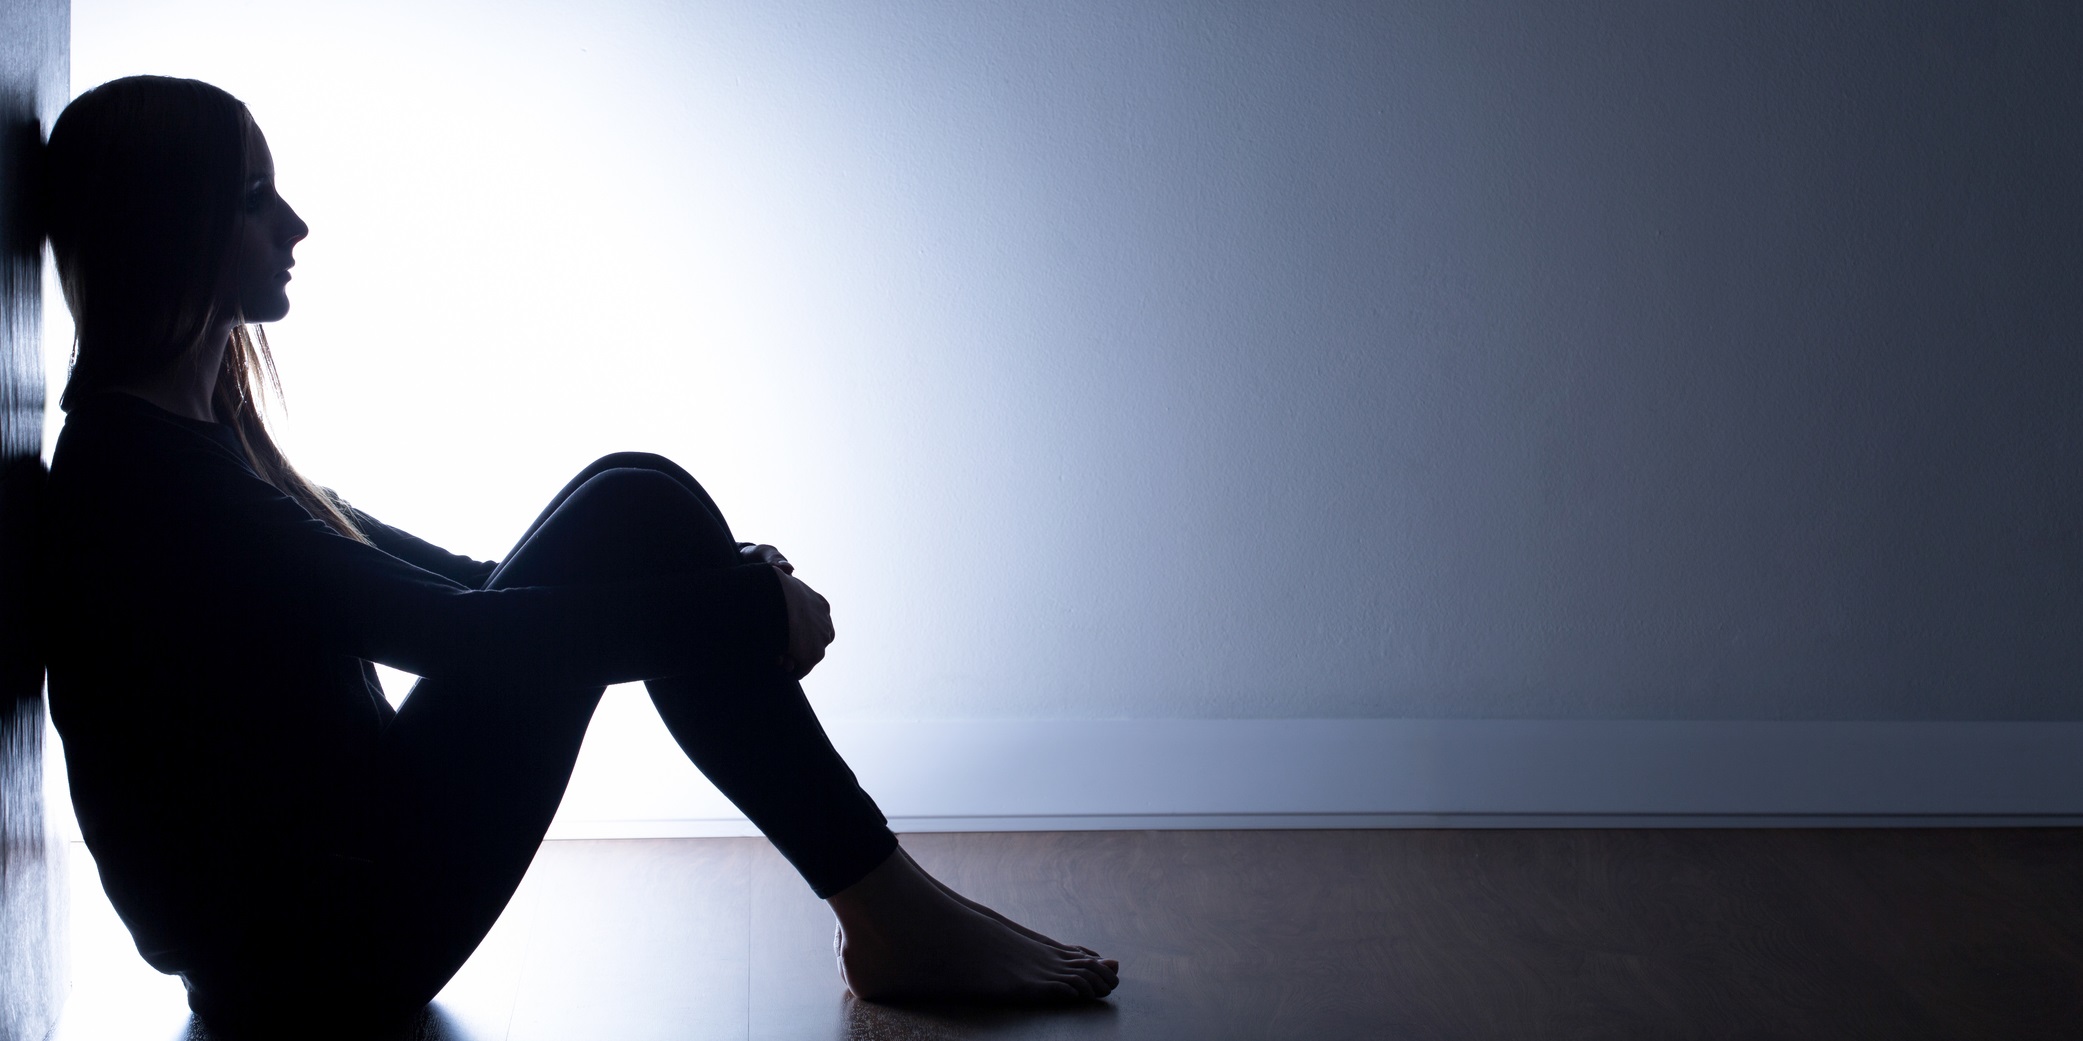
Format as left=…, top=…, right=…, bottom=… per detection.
left=367, top=462, right=744, bottom=1007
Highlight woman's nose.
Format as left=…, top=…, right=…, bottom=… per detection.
left=283, top=203, right=310, bottom=246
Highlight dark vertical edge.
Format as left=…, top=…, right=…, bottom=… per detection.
left=0, top=0, right=68, bottom=1037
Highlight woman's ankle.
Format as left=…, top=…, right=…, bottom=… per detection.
left=826, top=844, right=934, bottom=927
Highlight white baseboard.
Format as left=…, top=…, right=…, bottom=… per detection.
left=543, top=710, right=2083, bottom=839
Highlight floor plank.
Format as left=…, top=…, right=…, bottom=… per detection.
left=48, top=828, right=2083, bottom=1040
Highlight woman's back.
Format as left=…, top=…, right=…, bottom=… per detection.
left=45, top=390, right=398, bottom=970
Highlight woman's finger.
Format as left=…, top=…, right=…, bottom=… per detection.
left=744, top=543, right=795, bottom=573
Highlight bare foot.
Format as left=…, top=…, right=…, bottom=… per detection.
left=827, top=844, right=1119, bottom=1003
left=898, top=848, right=1104, bottom=959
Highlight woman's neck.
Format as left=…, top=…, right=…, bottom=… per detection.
left=105, top=322, right=233, bottom=422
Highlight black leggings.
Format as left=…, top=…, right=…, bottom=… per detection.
left=182, top=453, right=898, bottom=1036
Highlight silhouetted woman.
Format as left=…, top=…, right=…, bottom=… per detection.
left=40, top=75, right=1117, bottom=1038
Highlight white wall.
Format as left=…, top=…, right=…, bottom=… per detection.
left=54, top=0, right=2083, bottom=723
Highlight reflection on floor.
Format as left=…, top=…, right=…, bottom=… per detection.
left=0, top=698, right=60, bottom=1041
left=47, top=828, right=2083, bottom=1040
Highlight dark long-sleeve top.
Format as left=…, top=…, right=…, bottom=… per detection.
left=42, top=391, right=786, bottom=970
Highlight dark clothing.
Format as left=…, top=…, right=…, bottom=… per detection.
left=43, top=392, right=896, bottom=1035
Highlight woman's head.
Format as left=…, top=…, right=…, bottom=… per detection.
left=44, top=75, right=304, bottom=408
left=45, top=75, right=358, bottom=541
left=229, top=115, right=307, bottom=326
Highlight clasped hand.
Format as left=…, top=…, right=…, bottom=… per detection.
left=738, top=543, right=832, bottom=680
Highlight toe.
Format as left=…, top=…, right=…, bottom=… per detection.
left=1036, top=979, right=1081, bottom=1002
left=1087, top=964, right=1120, bottom=997
left=1082, top=958, right=1119, bottom=988
left=1054, top=971, right=1098, bottom=1001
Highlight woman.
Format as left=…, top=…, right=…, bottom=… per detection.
left=40, top=75, right=1117, bottom=1038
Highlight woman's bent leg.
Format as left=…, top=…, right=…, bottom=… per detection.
left=363, top=463, right=893, bottom=1016
left=505, top=451, right=733, bottom=558
left=645, top=668, right=896, bottom=898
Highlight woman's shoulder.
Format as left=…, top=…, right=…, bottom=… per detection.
left=47, top=392, right=261, bottom=535
left=52, top=392, right=248, bottom=475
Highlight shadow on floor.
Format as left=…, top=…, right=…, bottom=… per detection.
left=176, top=1004, right=483, bottom=1041
left=840, top=992, right=1121, bottom=1041
left=171, top=995, right=1123, bottom=1041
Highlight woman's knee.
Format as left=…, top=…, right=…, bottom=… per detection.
left=553, top=468, right=736, bottom=566
left=567, top=467, right=702, bottom=523
left=576, top=452, right=707, bottom=498
left=584, top=451, right=676, bottom=478
left=495, top=457, right=735, bottom=589
left=578, top=452, right=726, bottom=531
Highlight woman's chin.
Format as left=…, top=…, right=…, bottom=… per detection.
left=243, top=296, right=291, bottom=324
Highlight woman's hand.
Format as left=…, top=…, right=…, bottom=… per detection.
left=776, top=567, right=833, bottom=680
left=739, top=543, right=793, bottom=574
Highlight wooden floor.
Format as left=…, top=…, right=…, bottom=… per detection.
left=50, top=828, right=2083, bottom=1040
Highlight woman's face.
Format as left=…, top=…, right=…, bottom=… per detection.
left=230, top=118, right=308, bottom=324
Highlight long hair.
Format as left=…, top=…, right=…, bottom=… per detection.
left=42, top=75, right=364, bottom=541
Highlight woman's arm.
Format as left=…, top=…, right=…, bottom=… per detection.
left=340, top=499, right=499, bottom=589
left=152, top=456, right=786, bottom=686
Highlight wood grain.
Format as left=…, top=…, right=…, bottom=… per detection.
left=739, top=829, right=2083, bottom=1041
left=57, top=828, right=2083, bottom=1040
